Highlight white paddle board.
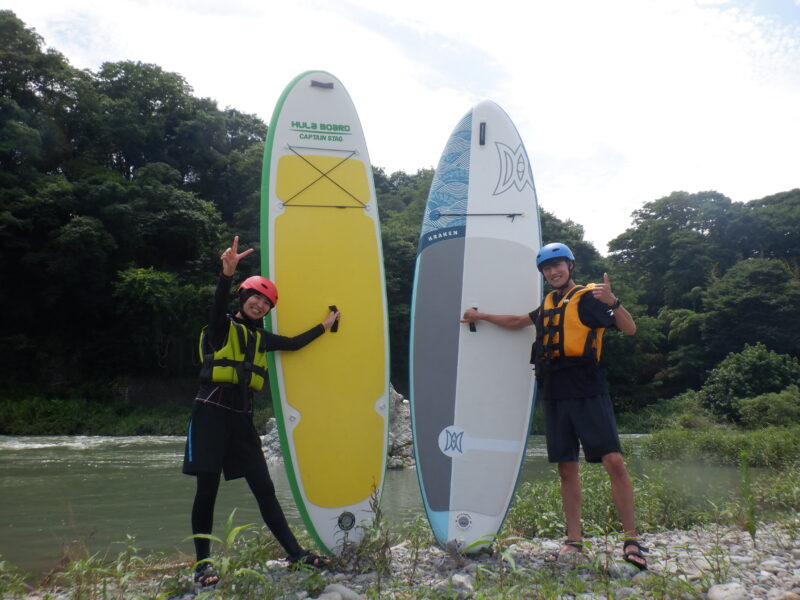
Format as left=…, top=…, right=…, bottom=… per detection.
left=410, top=100, right=542, bottom=551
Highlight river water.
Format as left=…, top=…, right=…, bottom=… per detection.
left=0, top=434, right=736, bottom=577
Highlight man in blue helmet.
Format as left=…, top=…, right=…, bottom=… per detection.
left=461, top=242, right=647, bottom=570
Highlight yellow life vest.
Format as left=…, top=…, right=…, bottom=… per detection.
left=198, top=319, right=268, bottom=392
left=538, top=284, right=605, bottom=364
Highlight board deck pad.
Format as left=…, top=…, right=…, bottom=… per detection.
left=261, top=71, right=390, bottom=554
left=410, top=100, right=542, bottom=551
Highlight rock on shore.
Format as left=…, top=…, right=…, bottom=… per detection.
left=237, top=522, right=800, bottom=600
left=262, top=385, right=415, bottom=469
left=18, top=521, right=800, bottom=599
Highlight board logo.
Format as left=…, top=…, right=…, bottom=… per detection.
left=438, top=425, right=465, bottom=457
left=455, top=513, right=472, bottom=529
left=337, top=511, right=356, bottom=531
left=493, top=142, right=533, bottom=194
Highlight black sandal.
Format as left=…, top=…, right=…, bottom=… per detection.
left=547, top=539, right=584, bottom=562
left=622, top=539, right=648, bottom=571
left=194, top=564, right=220, bottom=589
left=287, top=550, right=329, bottom=570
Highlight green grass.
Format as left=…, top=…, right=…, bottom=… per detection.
left=640, top=425, right=800, bottom=467
left=506, top=464, right=717, bottom=538
left=505, top=459, right=799, bottom=539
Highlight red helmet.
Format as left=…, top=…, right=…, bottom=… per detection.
left=238, top=276, right=278, bottom=307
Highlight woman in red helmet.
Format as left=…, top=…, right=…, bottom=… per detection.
left=183, top=236, right=339, bottom=588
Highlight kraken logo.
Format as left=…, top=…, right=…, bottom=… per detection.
left=494, top=142, right=533, bottom=194
left=438, top=425, right=465, bottom=457
left=444, top=430, right=463, bottom=453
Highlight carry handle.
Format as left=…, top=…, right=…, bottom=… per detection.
left=328, top=305, right=340, bottom=332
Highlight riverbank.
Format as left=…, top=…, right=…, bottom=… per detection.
left=8, top=520, right=799, bottom=600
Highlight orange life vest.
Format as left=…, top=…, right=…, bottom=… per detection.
left=538, top=284, right=605, bottom=364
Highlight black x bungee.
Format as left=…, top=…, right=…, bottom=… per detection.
left=282, top=145, right=365, bottom=208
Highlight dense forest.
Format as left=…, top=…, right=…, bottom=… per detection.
left=2, top=11, right=798, bottom=427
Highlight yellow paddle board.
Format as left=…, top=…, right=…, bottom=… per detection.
left=261, top=71, right=390, bottom=554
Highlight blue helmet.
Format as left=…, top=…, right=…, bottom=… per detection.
left=536, top=242, right=575, bottom=272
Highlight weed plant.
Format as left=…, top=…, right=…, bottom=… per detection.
left=754, top=464, right=800, bottom=512
left=641, top=425, right=800, bottom=467
left=333, top=488, right=393, bottom=596
left=738, top=452, right=757, bottom=545
left=504, top=463, right=716, bottom=539
left=0, top=556, right=30, bottom=598
left=396, top=514, right=434, bottom=585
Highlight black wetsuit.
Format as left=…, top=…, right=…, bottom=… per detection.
left=183, top=273, right=324, bottom=564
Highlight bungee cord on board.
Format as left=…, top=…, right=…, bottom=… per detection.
left=280, top=145, right=366, bottom=208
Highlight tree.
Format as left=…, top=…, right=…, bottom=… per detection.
left=375, top=167, right=434, bottom=224
left=92, top=60, right=195, bottom=178
left=112, top=268, right=211, bottom=374
left=698, top=343, right=800, bottom=422
left=736, top=385, right=800, bottom=429
left=657, top=307, right=709, bottom=394
left=375, top=167, right=434, bottom=392
left=701, top=258, right=800, bottom=361
left=123, top=162, right=225, bottom=276
left=381, top=220, right=418, bottom=393
left=602, top=314, right=666, bottom=411
left=0, top=14, right=262, bottom=385
left=0, top=10, right=91, bottom=174
left=730, top=189, right=800, bottom=273
left=608, top=191, right=741, bottom=314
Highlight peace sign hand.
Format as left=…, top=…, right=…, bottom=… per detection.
left=591, top=272, right=618, bottom=307
left=221, top=236, right=254, bottom=277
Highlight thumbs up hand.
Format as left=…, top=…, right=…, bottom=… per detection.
left=592, top=272, right=618, bottom=307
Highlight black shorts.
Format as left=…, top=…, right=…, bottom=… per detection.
left=182, top=400, right=268, bottom=480
left=544, top=393, right=621, bottom=463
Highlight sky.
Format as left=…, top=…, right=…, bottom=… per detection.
left=6, top=0, right=800, bottom=253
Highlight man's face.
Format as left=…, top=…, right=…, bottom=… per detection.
left=541, top=258, right=571, bottom=288
left=242, top=293, right=272, bottom=320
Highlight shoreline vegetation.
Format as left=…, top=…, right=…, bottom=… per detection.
left=0, top=394, right=273, bottom=437
left=1, top=460, right=797, bottom=599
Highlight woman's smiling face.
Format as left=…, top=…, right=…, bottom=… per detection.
left=241, top=293, right=272, bottom=320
